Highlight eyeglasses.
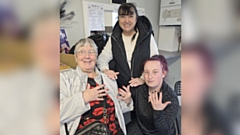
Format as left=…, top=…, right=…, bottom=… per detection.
left=77, top=49, right=96, bottom=56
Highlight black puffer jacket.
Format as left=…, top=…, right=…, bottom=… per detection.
left=128, top=81, right=179, bottom=135
left=109, top=16, right=153, bottom=87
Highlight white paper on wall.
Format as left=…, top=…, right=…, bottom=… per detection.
left=88, top=3, right=105, bottom=31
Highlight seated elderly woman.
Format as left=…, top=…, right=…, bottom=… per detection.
left=60, top=38, right=133, bottom=135
left=127, top=55, right=179, bottom=135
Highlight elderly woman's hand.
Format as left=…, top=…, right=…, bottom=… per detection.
left=129, top=77, right=145, bottom=87
left=83, top=84, right=109, bottom=104
left=103, top=69, right=119, bottom=80
left=149, top=92, right=171, bottom=110
left=118, top=85, right=131, bottom=105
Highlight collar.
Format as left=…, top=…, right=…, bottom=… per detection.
left=75, top=66, right=102, bottom=83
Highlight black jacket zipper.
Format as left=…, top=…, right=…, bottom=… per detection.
left=130, top=31, right=151, bottom=77
left=112, top=35, right=126, bottom=60
left=112, top=35, right=134, bottom=78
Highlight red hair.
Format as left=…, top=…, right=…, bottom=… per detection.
left=143, top=55, right=169, bottom=73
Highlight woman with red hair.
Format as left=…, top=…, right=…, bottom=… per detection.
left=127, top=55, right=179, bottom=135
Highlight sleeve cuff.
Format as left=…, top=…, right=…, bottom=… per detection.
left=99, top=66, right=109, bottom=72
left=78, top=92, right=91, bottom=111
left=119, top=98, right=134, bottom=113
left=126, top=99, right=134, bottom=111
left=153, top=110, right=164, bottom=118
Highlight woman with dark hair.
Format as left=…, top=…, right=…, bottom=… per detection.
left=97, top=3, right=159, bottom=88
left=127, top=55, right=179, bottom=135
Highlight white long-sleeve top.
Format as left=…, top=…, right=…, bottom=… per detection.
left=97, top=34, right=159, bottom=71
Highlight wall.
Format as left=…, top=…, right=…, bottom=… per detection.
left=165, top=57, right=181, bottom=89
left=158, top=0, right=181, bottom=52
left=61, top=0, right=110, bottom=47
left=127, top=0, right=160, bottom=44
left=61, top=0, right=161, bottom=47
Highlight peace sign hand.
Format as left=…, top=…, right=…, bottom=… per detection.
left=149, top=91, right=171, bottom=110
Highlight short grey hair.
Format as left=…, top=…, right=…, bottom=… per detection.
left=74, top=38, right=98, bottom=56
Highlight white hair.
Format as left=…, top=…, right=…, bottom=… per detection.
left=74, top=38, right=98, bottom=56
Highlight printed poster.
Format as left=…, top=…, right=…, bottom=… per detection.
left=60, top=29, right=70, bottom=54
left=88, top=3, right=105, bottom=31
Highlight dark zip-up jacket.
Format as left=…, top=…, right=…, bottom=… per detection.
left=128, top=81, right=179, bottom=135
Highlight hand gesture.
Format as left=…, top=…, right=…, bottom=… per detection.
left=149, top=91, right=171, bottom=110
left=103, top=69, right=119, bottom=80
left=83, top=83, right=108, bottom=103
left=129, top=77, right=145, bottom=87
left=118, top=85, right=131, bottom=105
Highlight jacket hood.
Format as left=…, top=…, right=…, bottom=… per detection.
left=112, top=15, right=153, bottom=39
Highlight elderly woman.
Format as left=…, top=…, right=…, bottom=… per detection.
left=127, top=55, right=179, bottom=135
left=60, top=38, right=133, bottom=135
